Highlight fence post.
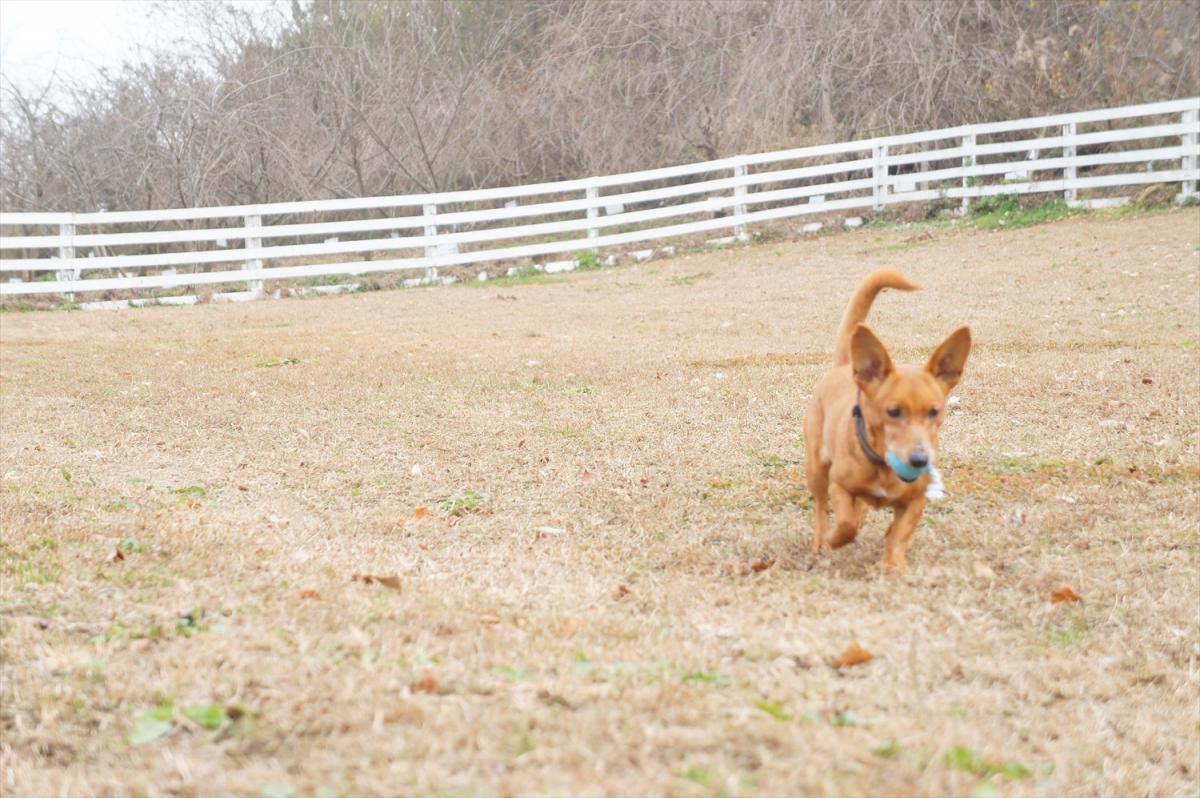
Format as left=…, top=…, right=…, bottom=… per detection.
left=58, top=218, right=76, bottom=302
left=423, top=203, right=438, bottom=284
left=732, top=158, right=749, bottom=241
left=1063, top=121, right=1077, bottom=205
left=1182, top=108, right=1198, bottom=202
left=243, top=214, right=263, bottom=296
left=960, top=133, right=976, bottom=216
left=585, top=183, right=600, bottom=247
left=872, top=144, right=888, bottom=212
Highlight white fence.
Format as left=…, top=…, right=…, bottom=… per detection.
left=1, top=97, right=1197, bottom=300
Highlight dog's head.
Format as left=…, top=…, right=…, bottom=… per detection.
left=850, top=324, right=971, bottom=478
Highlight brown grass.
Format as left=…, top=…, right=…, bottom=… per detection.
left=2, top=208, right=1198, bottom=798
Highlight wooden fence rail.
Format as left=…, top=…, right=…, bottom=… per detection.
left=1, top=97, right=1197, bottom=299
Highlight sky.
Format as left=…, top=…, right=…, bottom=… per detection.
left=0, top=0, right=282, bottom=99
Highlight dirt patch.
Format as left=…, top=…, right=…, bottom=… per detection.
left=2, top=208, right=1198, bottom=798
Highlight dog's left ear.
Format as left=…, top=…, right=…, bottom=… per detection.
left=926, top=326, right=972, bottom=393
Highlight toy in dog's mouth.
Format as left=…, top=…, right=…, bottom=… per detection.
left=885, top=451, right=931, bottom=483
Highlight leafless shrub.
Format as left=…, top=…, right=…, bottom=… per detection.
left=1, top=0, right=1196, bottom=213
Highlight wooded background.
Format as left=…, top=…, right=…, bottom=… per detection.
left=2, top=0, right=1196, bottom=214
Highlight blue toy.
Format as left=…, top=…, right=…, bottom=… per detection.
left=885, top=450, right=930, bottom=483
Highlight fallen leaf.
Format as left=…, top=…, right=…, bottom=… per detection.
left=581, top=470, right=595, bottom=483
left=537, top=689, right=574, bottom=709
left=834, top=643, right=874, bottom=668
left=751, top=558, right=775, bottom=573
left=614, top=584, right=631, bottom=600
left=639, top=478, right=650, bottom=487
left=413, top=507, right=430, bottom=519
left=106, top=547, right=125, bottom=563
left=531, top=375, right=545, bottom=384
left=354, top=574, right=402, bottom=592
left=411, top=673, right=439, bottom=694
left=1141, top=377, right=1153, bottom=385
left=972, top=560, right=996, bottom=580
left=1051, top=586, right=1081, bottom=603
left=298, top=589, right=321, bottom=600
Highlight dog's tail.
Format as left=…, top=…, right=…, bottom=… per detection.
left=833, top=269, right=919, bottom=366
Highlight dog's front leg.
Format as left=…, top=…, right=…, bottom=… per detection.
left=828, top=484, right=867, bottom=548
left=883, top=496, right=927, bottom=570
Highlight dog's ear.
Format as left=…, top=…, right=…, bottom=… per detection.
left=850, top=324, right=893, bottom=394
left=926, top=326, right=972, bottom=393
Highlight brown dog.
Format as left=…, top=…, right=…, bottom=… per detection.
left=804, top=269, right=971, bottom=569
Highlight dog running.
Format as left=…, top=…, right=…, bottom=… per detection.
left=804, top=269, right=971, bottom=569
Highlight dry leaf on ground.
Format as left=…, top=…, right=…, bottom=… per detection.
left=353, top=574, right=402, bottom=592
left=410, top=673, right=438, bottom=694
left=298, top=589, right=321, bottom=600
left=413, top=507, right=430, bottom=519
left=614, top=584, right=631, bottom=600
left=751, top=558, right=775, bottom=573
left=835, top=643, right=874, bottom=668
left=106, top=547, right=124, bottom=563
left=1051, top=586, right=1081, bottom=603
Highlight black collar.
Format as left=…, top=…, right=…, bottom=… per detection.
left=852, top=391, right=888, bottom=468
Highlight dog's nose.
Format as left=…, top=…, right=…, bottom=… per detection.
left=909, top=450, right=929, bottom=469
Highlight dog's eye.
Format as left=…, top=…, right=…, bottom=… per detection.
left=886, top=407, right=903, bottom=419
left=928, top=408, right=940, bottom=419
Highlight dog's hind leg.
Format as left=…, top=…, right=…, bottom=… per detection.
left=828, top=485, right=867, bottom=548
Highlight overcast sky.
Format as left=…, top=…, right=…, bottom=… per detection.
left=0, top=0, right=282, bottom=98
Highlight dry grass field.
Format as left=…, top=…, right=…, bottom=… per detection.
left=1, top=208, right=1198, bottom=798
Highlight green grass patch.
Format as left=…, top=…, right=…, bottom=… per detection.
left=943, top=745, right=1034, bottom=781
left=437, top=490, right=490, bottom=517
left=667, top=271, right=712, bottom=287
left=681, top=670, right=732, bottom=687
left=754, top=700, right=793, bottom=721
left=970, top=197, right=1077, bottom=231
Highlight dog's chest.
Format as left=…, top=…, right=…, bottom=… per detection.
left=860, top=478, right=920, bottom=507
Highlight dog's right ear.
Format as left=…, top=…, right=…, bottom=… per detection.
left=850, top=324, right=893, bottom=394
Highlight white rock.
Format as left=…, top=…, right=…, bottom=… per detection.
left=631, top=249, right=654, bottom=262
left=410, top=464, right=423, bottom=477
left=801, top=222, right=823, bottom=234
left=843, top=216, right=864, bottom=229
left=80, top=300, right=131, bottom=311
